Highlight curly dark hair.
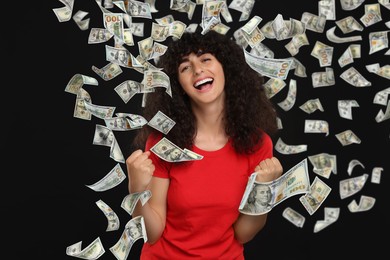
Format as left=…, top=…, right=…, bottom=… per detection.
left=131, top=30, right=278, bottom=154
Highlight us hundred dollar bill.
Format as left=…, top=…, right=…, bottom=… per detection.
left=239, top=158, right=310, bottom=215
left=243, top=48, right=292, bottom=80
left=304, top=119, right=329, bottom=136
left=95, top=199, right=120, bottom=232
left=335, top=129, right=361, bottom=146
left=340, top=67, right=371, bottom=87
left=338, top=100, right=359, bottom=120
left=121, top=190, right=152, bottom=216
left=373, top=87, right=390, bottom=106
left=299, top=98, right=324, bottom=114
left=348, top=195, right=376, bottom=212
left=371, top=167, right=383, bottom=184
left=66, top=237, right=105, bottom=260
left=347, top=159, right=364, bottom=176
left=335, top=16, right=363, bottom=34
left=64, top=73, right=98, bottom=95
left=289, top=57, right=307, bottom=78
left=86, top=163, right=126, bottom=192
left=282, top=207, right=305, bottom=228
left=340, top=0, right=365, bottom=10
left=339, top=173, right=369, bottom=199
left=264, top=78, right=286, bottom=99
left=308, top=152, right=337, bottom=179
left=110, top=216, right=148, bottom=260
left=299, top=176, right=332, bottom=215
left=277, top=79, right=297, bottom=112
left=92, top=63, right=123, bottom=81
left=313, top=207, right=340, bottom=233
left=150, top=137, right=203, bottom=162
left=147, top=110, right=176, bottom=134
left=275, top=137, right=308, bottom=154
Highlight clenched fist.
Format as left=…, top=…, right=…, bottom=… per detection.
left=126, top=150, right=155, bottom=193
left=254, top=157, right=283, bottom=183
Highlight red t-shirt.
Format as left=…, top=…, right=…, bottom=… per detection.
left=140, top=132, right=273, bottom=260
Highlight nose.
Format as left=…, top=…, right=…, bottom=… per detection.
left=193, top=62, right=203, bottom=76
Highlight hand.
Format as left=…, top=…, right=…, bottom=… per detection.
left=254, top=157, right=283, bottom=183
left=126, top=149, right=155, bottom=193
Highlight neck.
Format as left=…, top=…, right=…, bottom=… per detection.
left=191, top=101, right=228, bottom=151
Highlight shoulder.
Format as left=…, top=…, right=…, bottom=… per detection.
left=260, top=131, right=272, bottom=145
left=247, top=131, right=274, bottom=169
left=145, top=132, right=163, bottom=150
left=253, top=131, right=274, bottom=155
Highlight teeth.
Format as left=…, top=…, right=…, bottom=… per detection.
left=194, top=78, right=213, bottom=87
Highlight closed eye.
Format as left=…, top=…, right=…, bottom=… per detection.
left=180, top=65, right=190, bottom=73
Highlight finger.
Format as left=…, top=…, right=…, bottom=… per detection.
left=258, top=157, right=282, bottom=173
left=126, top=149, right=143, bottom=165
left=272, top=157, right=283, bottom=170
left=133, top=151, right=152, bottom=166
left=258, top=158, right=272, bottom=170
left=148, top=164, right=155, bottom=175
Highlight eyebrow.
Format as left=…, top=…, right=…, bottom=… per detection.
left=179, top=50, right=208, bottom=64
left=180, top=56, right=189, bottom=64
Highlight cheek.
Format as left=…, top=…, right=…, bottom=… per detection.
left=216, top=66, right=225, bottom=84
left=178, top=74, right=192, bottom=90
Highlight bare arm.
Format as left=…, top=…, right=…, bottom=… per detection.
left=126, top=150, right=169, bottom=244
left=233, top=157, right=283, bottom=244
left=131, top=177, right=169, bottom=244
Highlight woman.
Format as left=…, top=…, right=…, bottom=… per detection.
left=126, top=30, right=283, bottom=259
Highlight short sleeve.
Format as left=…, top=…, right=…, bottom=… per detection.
left=145, top=133, right=171, bottom=179
left=248, top=132, right=274, bottom=172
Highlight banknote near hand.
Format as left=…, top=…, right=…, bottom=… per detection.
left=239, top=158, right=310, bottom=215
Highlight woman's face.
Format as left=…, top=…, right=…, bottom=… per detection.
left=177, top=52, right=225, bottom=107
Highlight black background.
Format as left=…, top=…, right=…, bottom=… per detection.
left=8, top=0, right=389, bottom=259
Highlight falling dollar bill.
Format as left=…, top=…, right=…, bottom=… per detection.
left=348, top=195, right=376, bottom=212
left=95, top=199, right=120, bottom=231
left=109, top=216, right=148, bottom=260
left=86, top=163, right=126, bottom=192
left=299, top=176, right=332, bottom=215
left=66, top=237, right=105, bottom=260
left=339, top=173, right=369, bottom=199
left=308, top=152, right=337, bottom=179
left=347, top=159, right=365, bottom=175
left=150, top=137, right=203, bottom=162
left=239, top=158, right=310, bottom=215
left=277, top=79, right=297, bottom=111
left=304, top=119, right=329, bottom=136
left=335, top=129, right=361, bottom=146
left=340, top=67, right=372, bottom=87
left=282, top=207, right=306, bottom=228
left=243, top=48, right=293, bottom=79
left=121, top=190, right=152, bottom=216
left=275, top=137, right=308, bottom=154
left=64, top=73, right=98, bottom=95
left=299, top=98, right=324, bottom=114
left=371, top=167, right=383, bottom=184
left=338, top=100, right=359, bottom=120
left=313, top=207, right=340, bottom=233
left=147, top=110, right=176, bottom=134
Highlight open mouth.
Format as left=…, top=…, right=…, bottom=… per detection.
left=194, top=78, right=214, bottom=90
